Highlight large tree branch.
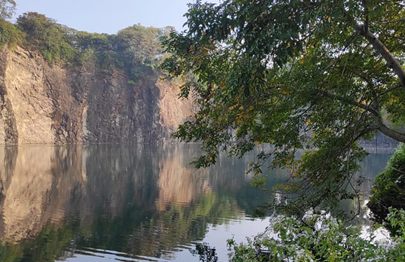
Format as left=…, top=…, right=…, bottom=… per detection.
left=352, top=23, right=405, bottom=93
left=369, top=84, right=402, bottom=110
left=315, top=88, right=405, bottom=143
left=314, top=89, right=380, bottom=117
left=376, top=117, right=405, bottom=143
left=342, top=9, right=405, bottom=142
left=381, top=17, right=405, bottom=24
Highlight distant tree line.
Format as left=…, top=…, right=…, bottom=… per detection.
left=0, top=11, right=171, bottom=82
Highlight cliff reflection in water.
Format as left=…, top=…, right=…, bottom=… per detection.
left=0, top=144, right=277, bottom=261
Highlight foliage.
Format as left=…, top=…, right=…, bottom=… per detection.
left=11, top=11, right=165, bottom=80
left=116, top=24, right=163, bottom=66
left=16, top=12, right=77, bottom=64
left=0, top=0, right=15, bottom=20
left=0, top=19, right=23, bottom=49
left=227, top=208, right=405, bottom=262
left=112, top=24, right=165, bottom=80
left=161, top=0, right=405, bottom=210
left=72, top=31, right=113, bottom=52
left=368, top=143, right=405, bottom=224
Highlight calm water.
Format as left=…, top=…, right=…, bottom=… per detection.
left=0, top=144, right=393, bottom=261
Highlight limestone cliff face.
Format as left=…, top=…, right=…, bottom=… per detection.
left=0, top=46, right=193, bottom=144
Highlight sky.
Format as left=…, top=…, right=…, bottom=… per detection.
left=13, top=0, right=220, bottom=34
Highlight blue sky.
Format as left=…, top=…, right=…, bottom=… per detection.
left=13, top=0, right=219, bottom=34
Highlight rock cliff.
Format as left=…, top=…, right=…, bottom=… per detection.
left=0, top=46, right=193, bottom=144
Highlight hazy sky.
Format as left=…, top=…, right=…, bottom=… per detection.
left=13, top=0, right=220, bottom=34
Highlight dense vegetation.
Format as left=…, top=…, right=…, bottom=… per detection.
left=227, top=208, right=405, bottom=262
left=161, top=0, right=405, bottom=213
left=0, top=11, right=167, bottom=82
left=368, top=144, right=405, bottom=225
left=0, top=17, right=22, bottom=49
left=161, top=0, right=405, bottom=260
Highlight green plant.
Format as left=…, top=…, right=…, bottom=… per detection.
left=16, top=12, right=77, bottom=64
left=228, top=209, right=405, bottom=262
left=0, top=19, right=23, bottom=49
left=368, top=144, right=405, bottom=224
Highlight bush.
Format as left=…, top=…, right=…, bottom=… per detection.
left=368, top=143, right=405, bottom=224
left=0, top=19, right=23, bottom=49
left=227, top=209, right=405, bottom=262
left=16, top=12, right=77, bottom=64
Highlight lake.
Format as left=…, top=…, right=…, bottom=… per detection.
left=0, top=144, right=393, bottom=261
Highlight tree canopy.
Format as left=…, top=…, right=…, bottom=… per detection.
left=161, top=0, right=405, bottom=211
left=0, top=0, right=15, bottom=20
left=8, top=11, right=166, bottom=82
left=17, top=12, right=76, bottom=63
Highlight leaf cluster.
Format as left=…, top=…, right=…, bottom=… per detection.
left=0, top=18, right=23, bottom=49
left=17, top=12, right=76, bottom=64
left=227, top=209, right=405, bottom=262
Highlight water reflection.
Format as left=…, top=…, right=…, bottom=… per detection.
left=0, top=144, right=393, bottom=261
left=337, top=151, right=394, bottom=226
left=0, top=144, right=276, bottom=261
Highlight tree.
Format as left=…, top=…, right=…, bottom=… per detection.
left=161, top=0, right=405, bottom=211
left=0, top=18, right=23, bottom=49
left=0, top=0, right=16, bottom=20
left=116, top=24, right=163, bottom=66
left=17, top=12, right=76, bottom=63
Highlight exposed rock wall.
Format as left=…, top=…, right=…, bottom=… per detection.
left=0, top=46, right=193, bottom=144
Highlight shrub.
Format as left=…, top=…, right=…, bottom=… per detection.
left=227, top=209, right=405, bottom=262
left=368, top=143, right=405, bottom=224
left=16, top=12, right=77, bottom=64
left=0, top=19, right=23, bottom=49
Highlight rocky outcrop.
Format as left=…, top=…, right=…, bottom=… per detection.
left=0, top=46, right=193, bottom=144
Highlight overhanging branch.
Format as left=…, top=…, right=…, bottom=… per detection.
left=376, top=117, right=405, bottom=143
left=314, top=88, right=380, bottom=116
left=381, top=18, right=405, bottom=24
left=314, top=88, right=405, bottom=143
left=352, top=23, right=405, bottom=93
